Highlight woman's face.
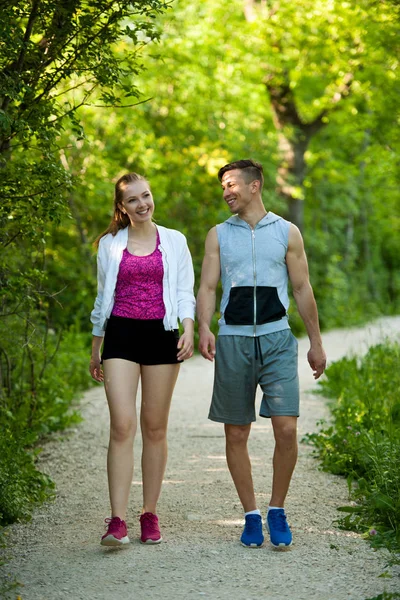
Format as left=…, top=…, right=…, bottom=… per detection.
left=119, top=180, right=154, bottom=224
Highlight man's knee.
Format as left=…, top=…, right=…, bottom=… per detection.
left=225, top=423, right=251, bottom=445
left=272, top=417, right=297, bottom=446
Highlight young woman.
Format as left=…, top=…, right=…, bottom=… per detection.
left=90, top=172, right=195, bottom=546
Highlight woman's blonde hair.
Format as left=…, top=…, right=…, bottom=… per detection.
left=94, top=172, right=149, bottom=248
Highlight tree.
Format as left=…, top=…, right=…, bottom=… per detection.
left=0, top=0, right=167, bottom=244
left=241, top=0, right=399, bottom=231
left=0, top=0, right=168, bottom=471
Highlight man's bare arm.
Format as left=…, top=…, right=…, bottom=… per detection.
left=286, top=224, right=326, bottom=379
left=197, top=227, right=221, bottom=361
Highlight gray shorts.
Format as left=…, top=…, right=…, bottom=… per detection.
left=209, top=330, right=299, bottom=425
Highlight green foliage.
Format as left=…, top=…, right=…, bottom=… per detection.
left=304, top=342, right=400, bottom=554
left=0, top=430, right=55, bottom=526
left=0, top=323, right=89, bottom=437
left=0, top=0, right=168, bottom=242
left=0, top=543, right=20, bottom=600
left=0, top=328, right=91, bottom=525
left=364, top=594, right=400, bottom=600
left=0, top=526, right=20, bottom=597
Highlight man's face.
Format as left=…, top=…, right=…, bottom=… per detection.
left=221, top=169, right=253, bottom=214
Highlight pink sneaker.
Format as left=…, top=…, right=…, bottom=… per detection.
left=140, top=512, right=162, bottom=544
left=101, top=517, right=130, bottom=546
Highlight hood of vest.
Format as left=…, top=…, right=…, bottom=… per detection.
left=224, top=211, right=282, bottom=229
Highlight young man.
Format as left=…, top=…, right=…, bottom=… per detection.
left=197, top=159, right=326, bottom=549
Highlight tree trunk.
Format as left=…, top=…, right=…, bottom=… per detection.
left=266, top=81, right=327, bottom=231
left=275, top=129, right=310, bottom=231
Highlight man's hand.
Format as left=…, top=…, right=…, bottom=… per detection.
left=307, top=345, right=327, bottom=379
left=199, top=327, right=216, bottom=361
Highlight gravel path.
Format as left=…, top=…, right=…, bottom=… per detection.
left=2, top=317, right=400, bottom=600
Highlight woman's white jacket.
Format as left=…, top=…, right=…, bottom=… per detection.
left=90, top=225, right=196, bottom=337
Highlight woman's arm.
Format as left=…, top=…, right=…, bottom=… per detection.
left=176, top=235, right=196, bottom=323
left=90, top=237, right=108, bottom=336
left=89, top=335, right=104, bottom=382
left=176, top=235, right=195, bottom=360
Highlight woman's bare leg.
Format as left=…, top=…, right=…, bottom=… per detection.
left=103, top=358, right=140, bottom=519
left=140, top=364, right=180, bottom=514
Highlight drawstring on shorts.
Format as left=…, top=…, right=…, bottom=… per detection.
left=254, top=337, right=263, bottom=365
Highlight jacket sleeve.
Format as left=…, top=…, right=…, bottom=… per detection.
left=176, top=235, right=196, bottom=323
left=90, top=238, right=107, bottom=337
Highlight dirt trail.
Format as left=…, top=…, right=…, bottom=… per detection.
left=2, top=317, right=400, bottom=600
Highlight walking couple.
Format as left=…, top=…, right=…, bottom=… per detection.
left=89, top=159, right=326, bottom=549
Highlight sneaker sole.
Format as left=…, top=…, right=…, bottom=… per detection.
left=268, top=534, right=292, bottom=549
left=101, top=535, right=130, bottom=547
left=270, top=542, right=292, bottom=550
left=241, top=541, right=264, bottom=548
left=140, top=536, right=162, bottom=544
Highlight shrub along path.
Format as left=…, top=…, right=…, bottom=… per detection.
left=3, top=317, right=400, bottom=600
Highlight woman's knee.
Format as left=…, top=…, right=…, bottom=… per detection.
left=141, top=422, right=167, bottom=444
left=110, top=419, right=136, bottom=443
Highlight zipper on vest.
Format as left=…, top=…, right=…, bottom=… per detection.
left=251, top=228, right=257, bottom=337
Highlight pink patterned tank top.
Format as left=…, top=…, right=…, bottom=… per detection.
left=112, top=231, right=166, bottom=320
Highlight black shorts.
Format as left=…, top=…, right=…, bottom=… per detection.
left=101, top=315, right=181, bottom=365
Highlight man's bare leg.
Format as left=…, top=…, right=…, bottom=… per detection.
left=225, top=423, right=256, bottom=512
left=269, top=416, right=298, bottom=507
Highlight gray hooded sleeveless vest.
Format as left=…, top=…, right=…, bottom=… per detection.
left=216, top=211, right=291, bottom=337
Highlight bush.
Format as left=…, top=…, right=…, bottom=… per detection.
left=0, top=328, right=92, bottom=525
left=304, top=342, right=400, bottom=554
left=0, top=430, right=55, bottom=525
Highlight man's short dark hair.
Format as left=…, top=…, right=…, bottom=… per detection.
left=218, top=159, right=264, bottom=190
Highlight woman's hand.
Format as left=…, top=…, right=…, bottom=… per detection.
left=177, top=331, right=194, bottom=360
left=89, top=355, right=104, bottom=382
left=177, top=319, right=194, bottom=361
left=90, top=336, right=104, bottom=382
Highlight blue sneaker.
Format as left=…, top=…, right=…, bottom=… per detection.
left=240, top=514, right=264, bottom=548
left=266, top=508, right=292, bottom=548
